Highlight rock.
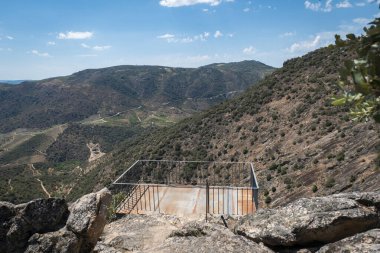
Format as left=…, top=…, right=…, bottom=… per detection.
left=6, top=217, right=33, bottom=253
left=5, top=198, right=69, bottom=253
left=148, top=221, right=274, bottom=253
left=235, top=192, right=380, bottom=247
left=20, top=198, right=69, bottom=232
left=93, top=242, right=122, bottom=253
left=0, top=202, right=16, bottom=253
left=97, top=214, right=181, bottom=252
left=25, top=228, right=80, bottom=253
left=317, top=229, right=380, bottom=253
left=67, top=188, right=112, bottom=253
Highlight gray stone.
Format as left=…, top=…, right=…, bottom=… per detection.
left=0, top=202, right=16, bottom=253
left=6, top=217, right=31, bottom=253
left=25, top=228, right=80, bottom=253
left=148, top=221, right=274, bottom=253
left=67, top=188, right=112, bottom=253
left=235, top=192, right=380, bottom=247
left=5, top=198, right=69, bottom=253
left=20, top=198, right=69, bottom=232
left=317, top=229, right=380, bottom=253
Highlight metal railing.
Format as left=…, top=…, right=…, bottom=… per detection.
left=112, top=160, right=259, bottom=216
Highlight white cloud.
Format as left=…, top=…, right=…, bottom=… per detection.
left=157, top=34, right=177, bottom=42
left=93, top=45, right=111, bottom=51
left=243, top=46, right=256, bottom=55
left=336, top=0, right=352, bottom=8
left=47, top=41, right=56, bottom=46
left=214, top=30, right=223, bottom=38
left=202, top=8, right=209, bottom=12
left=356, top=2, right=366, bottom=6
left=81, top=43, right=111, bottom=51
left=159, top=0, right=222, bottom=7
left=368, top=0, right=380, bottom=4
left=157, top=32, right=210, bottom=43
left=6, top=36, right=14, bottom=40
left=31, top=50, right=51, bottom=57
left=353, top=18, right=371, bottom=25
left=58, top=31, right=93, bottom=40
left=280, top=32, right=296, bottom=38
left=304, top=0, right=321, bottom=11
left=81, top=43, right=90, bottom=48
left=304, top=0, right=333, bottom=12
left=288, top=35, right=321, bottom=53
left=243, top=7, right=250, bottom=12
left=157, top=33, right=175, bottom=39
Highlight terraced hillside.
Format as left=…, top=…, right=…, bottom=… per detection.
left=71, top=42, right=379, bottom=206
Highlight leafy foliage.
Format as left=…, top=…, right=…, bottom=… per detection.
left=332, top=17, right=380, bottom=122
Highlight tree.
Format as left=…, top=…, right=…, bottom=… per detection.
left=332, top=17, right=380, bottom=123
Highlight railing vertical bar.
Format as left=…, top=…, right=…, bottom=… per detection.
left=136, top=186, right=139, bottom=213
left=144, top=185, right=147, bottom=211
left=236, top=188, right=239, bottom=215
left=148, top=186, right=151, bottom=211
left=246, top=188, right=248, bottom=215
left=152, top=185, right=156, bottom=211
left=222, top=187, right=225, bottom=213
left=217, top=187, right=220, bottom=214
left=157, top=185, right=160, bottom=213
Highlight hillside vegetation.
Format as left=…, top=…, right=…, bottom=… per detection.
left=71, top=42, right=379, bottom=205
left=0, top=61, right=274, bottom=133
left=0, top=60, right=273, bottom=203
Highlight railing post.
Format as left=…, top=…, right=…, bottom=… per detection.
left=206, top=180, right=209, bottom=222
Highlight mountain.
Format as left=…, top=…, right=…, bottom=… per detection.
left=0, top=61, right=274, bottom=133
left=0, top=80, right=26, bottom=85
left=67, top=42, right=379, bottom=205
left=0, top=60, right=274, bottom=203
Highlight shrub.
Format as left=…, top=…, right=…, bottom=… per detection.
left=325, top=177, right=336, bottom=188
left=312, top=185, right=318, bottom=193
left=265, top=196, right=272, bottom=204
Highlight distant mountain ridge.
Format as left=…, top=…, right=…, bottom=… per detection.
left=0, top=80, right=26, bottom=85
left=0, top=60, right=275, bottom=133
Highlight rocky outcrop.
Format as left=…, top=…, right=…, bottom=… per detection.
left=5, top=198, right=69, bottom=253
left=317, top=229, right=380, bottom=253
left=25, top=228, right=80, bottom=253
left=235, top=192, right=380, bottom=247
left=95, top=214, right=274, bottom=253
left=152, top=221, right=274, bottom=253
left=0, top=202, right=16, bottom=253
left=0, top=188, right=111, bottom=253
left=67, top=188, right=112, bottom=252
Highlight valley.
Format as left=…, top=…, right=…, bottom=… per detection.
left=0, top=60, right=274, bottom=203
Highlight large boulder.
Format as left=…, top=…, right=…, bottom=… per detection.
left=235, top=192, right=380, bottom=247
left=20, top=198, right=69, bottom=232
left=67, top=188, right=112, bottom=253
left=0, top=202, right=16, bottom=252
left=5, top=198, right=69, bottom=253
left=317, top=229, right=380, bottom=253
left=25, top=228, right=80, bottom=253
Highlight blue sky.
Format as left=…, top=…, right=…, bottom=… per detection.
left=0, top=0, right=379, bottom=79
